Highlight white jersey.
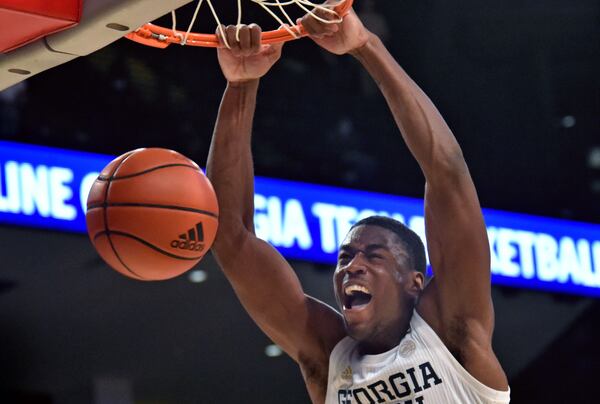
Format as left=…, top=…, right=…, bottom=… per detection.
left=325, top=311, right=510, bottom=404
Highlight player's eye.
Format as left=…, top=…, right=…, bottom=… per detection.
left=338, top=253, right=352, bottom=264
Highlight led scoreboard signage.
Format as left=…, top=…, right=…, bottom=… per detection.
left=1, top=141, right=600, bottom=297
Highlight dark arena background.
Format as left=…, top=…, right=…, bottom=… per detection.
left=1, top=0, right=599, bottom=403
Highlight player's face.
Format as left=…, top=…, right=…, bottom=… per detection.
left=333, top=225, right=418, bottom=347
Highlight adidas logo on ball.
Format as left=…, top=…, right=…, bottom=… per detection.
left=171, top=222, right=205, bottom=252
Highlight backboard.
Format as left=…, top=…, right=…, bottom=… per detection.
left=0, top=0, right=194, bottom=92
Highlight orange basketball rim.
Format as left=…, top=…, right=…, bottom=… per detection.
left=126, top=0, right=354, bottom=48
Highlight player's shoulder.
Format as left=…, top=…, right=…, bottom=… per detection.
left=305, top=294, right=347, bottom=349
left=415, top=298, right=510, bottom=393
left=297, top=295, right=347, bottom=374
left=328, top=335, right=355, bottom=362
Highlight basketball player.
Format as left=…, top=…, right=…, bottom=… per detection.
left=206, top=7, right=510, bottom=404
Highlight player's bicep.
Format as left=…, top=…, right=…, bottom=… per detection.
left=421, top=172, right=494, bottom=330
left=212, top=230, right=344, bottom=362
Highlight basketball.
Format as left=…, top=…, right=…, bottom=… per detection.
left=85, top=148, right=219, bottom=281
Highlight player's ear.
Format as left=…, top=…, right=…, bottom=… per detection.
left=406, top=271, right=424, bottom=298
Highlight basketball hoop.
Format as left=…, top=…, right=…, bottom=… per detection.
left=126, top=0, right=354, bottom=48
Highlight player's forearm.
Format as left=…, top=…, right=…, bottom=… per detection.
left=351, top=33, right=467, bottom=180
left=206, top=80, right=259, bottom=246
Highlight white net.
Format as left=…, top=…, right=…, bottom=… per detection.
left=169, top=0, right=347, bottom=47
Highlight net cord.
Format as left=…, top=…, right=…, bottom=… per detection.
left=169, top=0, right=346, bottom=48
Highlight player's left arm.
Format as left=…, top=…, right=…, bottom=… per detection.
left=301, top=6, right=508, bottom=390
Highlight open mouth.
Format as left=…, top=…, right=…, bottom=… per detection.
left=343, top=284, right=373, bottom=310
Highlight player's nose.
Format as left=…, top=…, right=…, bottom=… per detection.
left=346, top=252, right=368, bottom=275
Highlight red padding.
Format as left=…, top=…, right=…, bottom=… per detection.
left=0, top=0, right=82, bottom=53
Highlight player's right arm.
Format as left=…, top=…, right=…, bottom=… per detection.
left=206, top=24, right=345, bottom=397
left=300, top=6, right=508, bottom=391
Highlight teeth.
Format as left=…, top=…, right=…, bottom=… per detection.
left=344, top=284, right=371, bottom=296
